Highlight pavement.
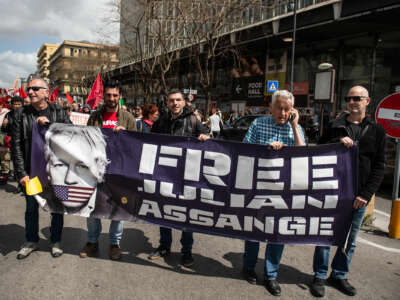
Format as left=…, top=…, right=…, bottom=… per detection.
left=0, top=181, right=399, bottom=300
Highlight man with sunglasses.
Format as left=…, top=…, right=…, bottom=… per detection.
left=10, top=77, right=71, bottom=259
left=310, top=86, right=386, bottom=297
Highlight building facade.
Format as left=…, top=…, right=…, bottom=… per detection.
left=47, top=40, right=119, bottom=102
left=37, top=43, right=59, bottom=83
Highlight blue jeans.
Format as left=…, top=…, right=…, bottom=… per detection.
left=87, top=218, right=124, bottom=245
left=25, top=194, right=63, bottom=243
left=159, top=227, right=193, bottom=253
left=313, top=207, right=366, bottom=279
left=243, top=241, right=285, bottom=280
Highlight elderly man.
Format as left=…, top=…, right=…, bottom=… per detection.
left=11, top=76, right=71, bottom=259
left=310, top=86, right=386, bottom=297
left=242, top=90, right=305, bottom=296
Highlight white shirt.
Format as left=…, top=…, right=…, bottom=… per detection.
left=209, top=114, right=220, bottom=132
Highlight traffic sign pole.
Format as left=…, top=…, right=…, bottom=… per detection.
left=389, top=139, right=400, bottom=238
left=375, top=93, right=400, bottom=239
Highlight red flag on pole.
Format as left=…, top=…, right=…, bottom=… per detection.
left=51, top=88, right=59, bottom=102
left=66, top=93, right=73, bottom=104
left=86, top=73, right=103, bottom=110
left=19, top=87, right=28, bottom=99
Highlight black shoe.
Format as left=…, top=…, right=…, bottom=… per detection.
left=148, top=245, right=170, bottom=260
left=13, top=185, right=22, bottom=194
left=242, top=268, right=258, bottom=284
left=328, top=276, right=357, bottom=296
left=181, top=252, right=194, bottom=267
left=310, top=277, right=325, bottom=297
left=265, top=279, right=281, bottom=296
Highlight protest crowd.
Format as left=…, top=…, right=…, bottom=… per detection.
left=0, top=75, right=386, bottom=298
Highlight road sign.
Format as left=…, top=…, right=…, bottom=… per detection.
left=267, top=80, right=278, bottom=93
left=187, top=94, right=194, bottom=102
left=375, top=93, right=400, bottom=139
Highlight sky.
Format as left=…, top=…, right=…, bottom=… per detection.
left=0, top=0, right=119, bottom=88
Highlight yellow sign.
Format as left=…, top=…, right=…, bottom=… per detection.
left=26, top=177, right=43, bottom=196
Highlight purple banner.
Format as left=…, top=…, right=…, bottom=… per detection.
left=31, top=123, right=357, bottom=246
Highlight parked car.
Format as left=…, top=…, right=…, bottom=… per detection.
left=221, top=115, right=263, bottom=141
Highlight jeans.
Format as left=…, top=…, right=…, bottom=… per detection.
left=87, top=218, right=124, bottom=245
left=313, top=207, right=366, bottom=279
left=159, top=227, right=193, bottom=253
left=25, top=194, right=63, bottom=243
left=243, top=241, right=285, bottom=280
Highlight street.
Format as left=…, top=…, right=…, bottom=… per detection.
left=1, top=182, right=399, bottom=300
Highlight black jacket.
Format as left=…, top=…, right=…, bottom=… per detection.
left=10, top=104, right=72, bottom=180
left=318, top=112, right=386, bottom=202
left=152, top=107, right=208, bottom=137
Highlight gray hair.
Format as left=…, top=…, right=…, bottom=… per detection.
left=271, top=90, right=295, bottom=106
left=44, top=123, right=109, bottom=183
left=29, top=75, right=49, bottom=89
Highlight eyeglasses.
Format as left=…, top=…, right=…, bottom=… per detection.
left=344, top=96, right=368, bottom=103
left=26, top=86, right=46, bottom=92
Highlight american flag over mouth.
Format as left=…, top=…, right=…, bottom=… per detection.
left=53, top=185, right=95, bottom=203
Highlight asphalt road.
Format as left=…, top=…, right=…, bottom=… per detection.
left=0, top=182, right=399, bottom=300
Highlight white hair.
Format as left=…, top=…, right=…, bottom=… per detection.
left=271, top=90, right=295, bottom=106
left=44, top=123, right=109, bottom=183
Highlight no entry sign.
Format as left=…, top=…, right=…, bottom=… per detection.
left=375, top=93, right=400, bottom=139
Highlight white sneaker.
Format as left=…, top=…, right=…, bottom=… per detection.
left=51, top=242, right=63, bottom=258
left=17, top=242, right=39, bottom=259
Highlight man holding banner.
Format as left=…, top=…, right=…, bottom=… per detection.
left=311, top=86, right=386, bottom=297
left=79, top=81, right=137, bottom=261
left=11, top=76, right=71, bottom=259
left=242, top=90, right=305, bottom=296
left=148, top=89, right=209, bottom=267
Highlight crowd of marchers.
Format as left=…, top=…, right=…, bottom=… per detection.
left=3, top=75, right=385, bottom=298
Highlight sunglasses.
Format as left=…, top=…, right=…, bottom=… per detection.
left=344, top=96, right=368, bottom=103
left=26, top=86, right=46, bottom=92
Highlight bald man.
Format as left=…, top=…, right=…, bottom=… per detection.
left=310, top=86, right=386, bottom=297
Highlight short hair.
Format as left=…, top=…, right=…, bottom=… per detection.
left=11, top=96, right=23, bottom=104
left=44, top=124, right=109, bottom=183
left=28, top=76, right=49, bottom=89
left=104, top=81, right=120, bottom=92
left=271, top=90, right=294, bottom=106
left=142, top=103, right=158, bottom=119
left=167, top=89, right=183, bottom=98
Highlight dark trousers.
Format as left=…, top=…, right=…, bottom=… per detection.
left=25, top=193, right=63, bottom=243
left=159, top=227, right=193, bottom=253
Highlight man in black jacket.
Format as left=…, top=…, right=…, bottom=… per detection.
left=310, top=86, right=386, bottom=297
left=148, top=89, right=209, bottom=267
left=11, top=77, right=71, bottom=259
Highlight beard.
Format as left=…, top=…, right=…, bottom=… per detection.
left=105, top=101, right=118, bottom=109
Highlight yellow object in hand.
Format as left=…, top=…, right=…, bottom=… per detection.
left=26, top=177, right=43, bottom=196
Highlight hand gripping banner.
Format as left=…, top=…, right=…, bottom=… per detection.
left=30, top=123, right=357, bottom=246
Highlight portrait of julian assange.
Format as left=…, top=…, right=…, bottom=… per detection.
left=34, top=123, right=143, bottom=221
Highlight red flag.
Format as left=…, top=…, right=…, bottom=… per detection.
left=66, top=93, right=73, bottom=104
left=19, top=87, right=28, bottom=99
left=86, top=73, right=103, bottom=110
left=51, top=88, right=59, bottom=102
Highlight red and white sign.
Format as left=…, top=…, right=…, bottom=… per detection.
left=375, top=93, right=400, bottom=138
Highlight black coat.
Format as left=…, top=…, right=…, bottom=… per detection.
left=10, top=104, right=72, bottom=180
left=318, top=113, right=386, bottom=202
left=152, top=107, right=208, bottom=137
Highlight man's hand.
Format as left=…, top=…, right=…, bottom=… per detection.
left=113, top=126, right=126, bottom=132
left=36, top=116, right=50, bottom=126
left=269, top=141, right=283, bottom=150
left=288, top=108, right=299, bottom=126
left=353, top=196, right=368, bottom=209
left=2, top=118, right=8, bottom=127
left=19, top=176, right=29, bottom=187
left=198, top=134, right=210, bottom=141
left=340, top=136, right=354, bottom=148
